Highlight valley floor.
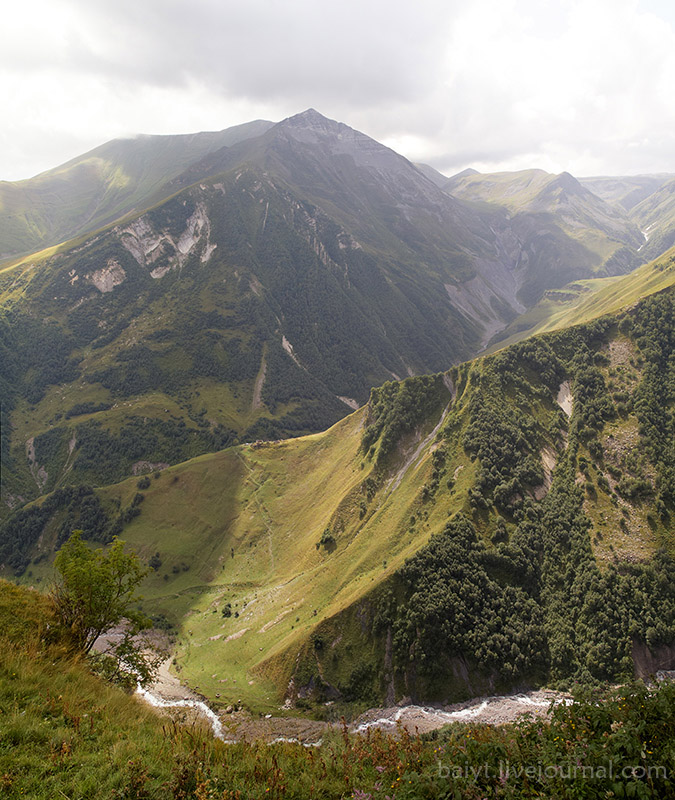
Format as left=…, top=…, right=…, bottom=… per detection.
left=137, top=652, right=570, bottom=742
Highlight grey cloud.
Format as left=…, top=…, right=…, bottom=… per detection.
left=3, top=0, right=675, bottom=180
left=51, top=0, right=459, bottom=108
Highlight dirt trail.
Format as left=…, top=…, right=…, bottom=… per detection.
left=236, top=450, right=276, bottom=572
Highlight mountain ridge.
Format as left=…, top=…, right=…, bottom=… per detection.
left=0, top=119, right=274, bottom=259
left=1, top=109, right=673, bottom=516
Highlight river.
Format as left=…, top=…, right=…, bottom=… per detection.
left=135, top=664, right=569, bottom=745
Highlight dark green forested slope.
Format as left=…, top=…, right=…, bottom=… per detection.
left=285, top=289, right=675, bottom=705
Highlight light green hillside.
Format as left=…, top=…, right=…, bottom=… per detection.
left=630, top=176, right=675, bottom=259
left=579, top=173, right=673, bottom=211
left=105, top=383, right=457, bottom=710
left=487, top=247, right=675, bottom=352
left=8, top=376, right=459, bottom=710
left=446, top=169, right=553, bottom=208
left=0, top=121, right=273, bottom=259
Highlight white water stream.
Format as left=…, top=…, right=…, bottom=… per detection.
left=136, top=685, right=236, bottom=742
left=353, top=692, right=569, bottom=734
left=136, top=684, right=568, bottom=745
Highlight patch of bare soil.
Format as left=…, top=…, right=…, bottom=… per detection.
left=556, top=381, right=573, bottom=417
left=608, top=337, right=637, bottom=372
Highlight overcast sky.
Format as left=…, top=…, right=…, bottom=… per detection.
left=2, top=0, right=675, bottom=182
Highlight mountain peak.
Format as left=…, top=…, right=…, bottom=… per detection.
left=451, top=167, right=480, bottom=180
left=290, top=107, right=325, bottom=120
left=550, top=171, right=583, bottom=193
left=272, top=108, right=409, bottom=173
left=279, top=108, right=342, bottom=132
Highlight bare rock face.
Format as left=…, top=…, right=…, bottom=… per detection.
left=119, top=201, right=215, bottom=279
left=25, top=436, right=48, bottom=491
left=87, top=259, right=126, bottom=293
left=632, top=639, right=675, bottom=678
left=556, top=381, right=573, bottom=417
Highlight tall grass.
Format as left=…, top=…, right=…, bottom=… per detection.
left=1, top=578, right=674, bottom=798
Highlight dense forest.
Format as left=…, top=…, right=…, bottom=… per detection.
left=296, top=289, right=675, bottom=704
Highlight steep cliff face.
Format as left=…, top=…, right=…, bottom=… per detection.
left=632, top=640, right=675, bottom=679
left=446, top=168, right=646, bottom=307
left=119, top=201, right=215, bottom=278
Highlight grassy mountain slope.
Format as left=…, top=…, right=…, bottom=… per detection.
left=0, top=112, right=543, bottom=512
left=446, top=168, right=644, bottom=304
left=0, top=579, right=209, bottom=798
left=3, top=580, right=674, bottom=799
left=2, top=377, right=454, bottom=710
left=0, top=120, right=273, bottom=259
left=630, top=176, right=675, bottom=259
left=486, top=246, right=675, bottom=352
left=4, top=289, right=673, bottom=712
left=579, top=174, right=674, bottom=211
left=2, top=112, right=674, bottom=520
left=0, top=154, right=481, bottom=511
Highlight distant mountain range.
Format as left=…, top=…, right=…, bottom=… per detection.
left=1, top=109, right=674, bottom=511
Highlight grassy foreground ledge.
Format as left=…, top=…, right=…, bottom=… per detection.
left=1, top=580, right=674, bottom=799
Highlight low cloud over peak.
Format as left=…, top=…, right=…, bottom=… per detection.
left=2, top=0, right=675, bottom=180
